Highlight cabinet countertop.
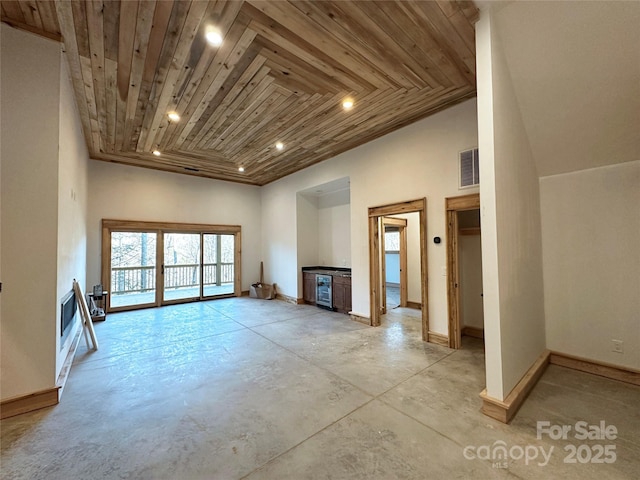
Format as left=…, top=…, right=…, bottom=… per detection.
left=302, top=267, right=351, bottom=278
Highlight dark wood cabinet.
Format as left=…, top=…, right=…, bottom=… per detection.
left=302, top=270, right=351, bottom=314
left=303, top=272, right=316, bottom=304
left=332, top=276, right=352, bottom=314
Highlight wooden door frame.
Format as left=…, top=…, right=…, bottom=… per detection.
left=369, top=198, right=428, bottom=342
left=382, top=217, right=408, bottom=308
left=380, top=219, right=387, bottom=315
left=445, top=193, right=480, bottom=349
left=101, top=219, right=242, bottom=313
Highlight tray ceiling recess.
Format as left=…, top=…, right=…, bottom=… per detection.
left=1, top=1, right=478, bottom=185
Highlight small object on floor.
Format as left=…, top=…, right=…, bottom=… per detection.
left=250, top=261, right=276, bottom=299
left=73, top=280, right=99, bottom=350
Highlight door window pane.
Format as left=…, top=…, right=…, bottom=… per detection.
left=163, top=233, right=201, bottom=301
left=203, top=234, right=234, bottom=297
left=384, top=231, right=400, bottom=251
left=110, top=232, right=157, bottom=308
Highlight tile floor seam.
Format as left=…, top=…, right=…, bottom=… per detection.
left=368, top=346, right=457, bottom=399
left=238, top=397, right=379, bottom=480
left=369, top=397, right=529, bottom=480
left=347, top=346, right=525, bottom=476
left=245, top=316, right=458, bottom=401
left=212, top=306, right=325, bottom=327
left=237, top=316, right=473, bottom=472
left=74, top=303, right=321, bottom=367
left=245, top=323, right=378, bottom=399
left=73, top=325, right=250, bottom=366
left=514, top=399, right=640, bottom=449
left=539, top=368, right=638, bottom=401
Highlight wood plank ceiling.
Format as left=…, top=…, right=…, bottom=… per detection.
left=1, top=1, right=478, bottom=186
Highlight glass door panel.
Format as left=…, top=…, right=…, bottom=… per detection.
left=163, top=233, right=201, bottom=302
left=110, top=232, right=157, bottom=308
left=203, top=234, right=235, bottom=297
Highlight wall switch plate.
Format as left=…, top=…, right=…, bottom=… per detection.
left=612, top=339, right=623, bottom=354
left=441, top=266, right=447, bottom=277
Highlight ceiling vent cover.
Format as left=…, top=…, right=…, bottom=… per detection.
left=459, top=148, right=479, bottom=188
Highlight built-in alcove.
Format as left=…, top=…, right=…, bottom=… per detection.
left=296, top=177, right=351, bottom=296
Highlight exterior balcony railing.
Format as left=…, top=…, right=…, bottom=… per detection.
left=111, top=263, right=234, bottom=295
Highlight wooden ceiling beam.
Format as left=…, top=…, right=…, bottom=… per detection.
left=256, top=35, right=346, bottom=94
left=308, top=0, right=428, bottom=89
left=223, top=92, right=300, bottom=156
left=54, top=2, right=93, bottom=151
left=373, top=1, right=463, bottom=87
left=205, top=75, right=276, bottom=151
left=226, top=92, right=320, bottom=165
left=121, top=0, right=155, bottom=152
left=138, top=0, right=211, bottom=153
left=1, top=2, right=26, bottom=23
left=128, top=0, right=174, bottom=152
left=19, top=0, right=43, bottom=30
left=134, top=0, right=192, bottom=152
left=171, top=26, right=258, bottom=149
left=242, top=2, right=372, bottom=92
left=86, top=0, right=107, bottom=153
left=246, top=0, right=392, bottom=89
left=186, top=50, right=267, bottom=150
left=152, top=1, right=245, bottom=151
left=411, top=1, right=476, bottom=80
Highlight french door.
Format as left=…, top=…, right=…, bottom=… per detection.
left=102, top=220, right=241, bottom=312
left=163, top=232, right=201, bottom=302
left=109, top=231, right=158, bottom=309
left=203, top=234, right=235, bottom=297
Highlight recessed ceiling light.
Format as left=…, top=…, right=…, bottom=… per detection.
left=238, top=166, right=245, bottom=172
left=205, top=29, right=223, bottom=47
left=168, top=112, right=180, bottom=122
left=275, top=142, right=284, bottom=150
left=342, top=99, right=354, bottom=110
left=152, top=150, right=161, bottom=156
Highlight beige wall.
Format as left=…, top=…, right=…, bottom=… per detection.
left=1, top=25, right=60, bottom=399
left=296, top=193, right=319, bottom=293
left=540, top=161, right=640, bottom=369
left=317, top=189, right=351, bottom=268
left=477, top=10, right=546, bottom=400
left=56, top=55, right=90, bottom=374
left=86, top=162, right=263, bottom=293
left=262, top=99, right=479, bottom=334
left=1, top=25, right=85, bottom=400
left=490, top=1, right=640, bottom=178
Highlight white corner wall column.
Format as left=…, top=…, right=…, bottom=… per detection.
left=475, top=10, right=504, bottom=400
left=476, top=7, right=547, bottom=406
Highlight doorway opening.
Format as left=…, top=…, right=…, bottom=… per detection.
left=446, top=193, right=483, bottom=349
left=102, top=220, right=241, bottom=312
left=381, top=216, right=408, bottom=313
left=368, top=198, right=429, bottom=342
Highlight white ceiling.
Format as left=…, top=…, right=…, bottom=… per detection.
left=494, top=1, right=640, bottom=177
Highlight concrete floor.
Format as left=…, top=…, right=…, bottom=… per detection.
left=1, top=299, right=638, bottom=479
left=386, top=284, right=400, bottom=309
